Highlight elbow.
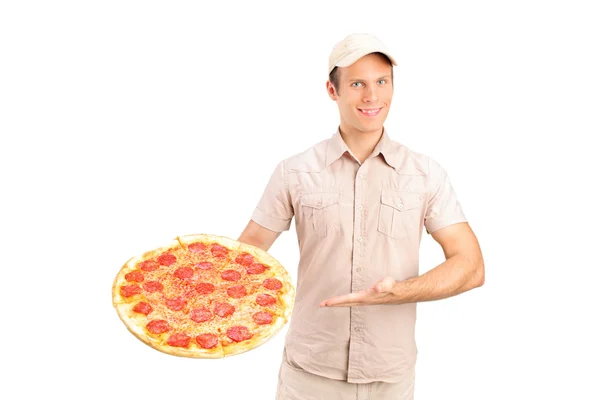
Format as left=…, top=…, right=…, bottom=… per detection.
left=473, top=260, right=485, bottom=288
left=462, top=253, right=485, bottom=290
left=454, top=255, right=484, bottom=294
left=475, top=270, right=485, bottom=288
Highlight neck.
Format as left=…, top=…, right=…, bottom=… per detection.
left=338, top=125, right=384, bottom=164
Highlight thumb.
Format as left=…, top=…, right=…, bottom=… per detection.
left=375, top=277, right=396, bottom=293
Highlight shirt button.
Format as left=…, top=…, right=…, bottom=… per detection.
left=357, top=205, right=363, bottom=210
left=398, top=204, right=404, bottom=210
left=356, top=267, right=363, bottom=273
left=357, top=236, right=363, bottom=242
left=354, top=327, right=361, bottom=332
left=358, top=174, right=364, bottom=179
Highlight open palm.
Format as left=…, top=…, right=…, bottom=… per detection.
left=319, top=277, right=397, bottom=307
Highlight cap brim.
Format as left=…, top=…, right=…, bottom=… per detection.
left=335, top=48, right=398, bottom=69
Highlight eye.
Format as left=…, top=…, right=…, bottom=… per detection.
left=351, top=82, right=364, bottom=88
left=377, top=79, right=387, bottom=85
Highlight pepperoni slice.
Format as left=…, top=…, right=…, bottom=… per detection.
left=256, top=293, right=276, bottom=306
left=143, top=281, right=163, bottom=293
left=227, top=285, right=247, bottom=299
left=190, top=307, right=213, bottom=323
left=195, top=262, right=213, bottom=270
left=211, top=244, right=229, bottom=258
left=120, top=284, right=142, bottom=297
left=253, top=311, right=273, bottom=325
left=263, top=278, right=283, bottom=291
left=246, top=262, right=267, bottom=275
left=174, top=266, right=194, bottom=279
left=125, top=270, right=144, bottom=282
left=221, top=270, right=241, bottom=282
left=226, top=326, right=252, bottom=342
left=146, top=319, right=169, bottom=334
left=139, top=260, right=159, bottom=272
left=181, top=285, right=200, bottom=299
left=196, top=333, right=219, bottom=349
left=214, top=302, right=235, bottom=317
left=195, top=282, right=215, bottom=295
left=166, top=297, right=187, bottom=311
left=167, top=332, right=191, bottom=348
left=157, top=253, right=177, bottom=266
left=133, top=302, right=153, bottom=315
left=235, top=253, right=254, bottom=266
left=188, top=242, right=207, bottom=253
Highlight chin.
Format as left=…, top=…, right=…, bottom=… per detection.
left=362, top=119, right=384, bottom=129
left=358, top=125, right=383, bottom=134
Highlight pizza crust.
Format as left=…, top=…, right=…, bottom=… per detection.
left=112, top=233, right=295, bottom=358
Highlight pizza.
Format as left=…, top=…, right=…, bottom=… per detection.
left=112, top=233, right=295, bottom=358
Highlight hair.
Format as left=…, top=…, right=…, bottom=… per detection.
left=329, top=52, right=394, bottom=94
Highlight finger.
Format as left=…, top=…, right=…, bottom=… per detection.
left=327, top=302, right=363, bottom=307
left=321, top=292, right=364, bottom=307
left=321, top=296, right=350, bottom=307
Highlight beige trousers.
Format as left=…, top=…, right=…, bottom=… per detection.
left=276, top=358, right=415, bottom=400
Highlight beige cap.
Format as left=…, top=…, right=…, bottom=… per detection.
left=328, top=33, right=397, bottom=74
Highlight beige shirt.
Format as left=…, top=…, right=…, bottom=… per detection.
left=251, top=128, right=467, bottom=384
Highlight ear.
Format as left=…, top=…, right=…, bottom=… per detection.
left=326, top=80, right=338, bottom=101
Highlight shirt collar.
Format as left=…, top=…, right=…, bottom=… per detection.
left=371, top=128, right=397, bottom=168
left=325, top=127, right=425, bottom=175
left=326, top=127, right=397, bottom=168
left=325, top=127, right=350, bottom=167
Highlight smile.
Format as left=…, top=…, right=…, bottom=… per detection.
left=358, top=108, right=382, bottom=117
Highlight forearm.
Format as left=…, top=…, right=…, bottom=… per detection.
left=390, top=253, right=484, bottom=304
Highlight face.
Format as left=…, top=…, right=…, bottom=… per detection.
left=326, top=53, right=394, bottom=136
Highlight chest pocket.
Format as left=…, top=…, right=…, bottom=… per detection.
left=377, top=191, right=422, bottom=240
left=300, top=192, right=341, bottom=238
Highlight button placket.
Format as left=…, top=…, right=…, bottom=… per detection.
left=352, top=168, right=367, bottom=293
left=348, top=309, right=365, bottom=380
left=348, top=166, right=368, bottom=382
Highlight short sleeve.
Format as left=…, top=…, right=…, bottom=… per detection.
left=251, top=161, right=294, bottom=232
left=424, top=159, right=468, bottom=234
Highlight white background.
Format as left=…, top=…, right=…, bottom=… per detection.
left=1, top=1, right=599, bottom=399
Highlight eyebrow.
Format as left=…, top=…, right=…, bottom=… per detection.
left=348, top=75, right=391, bottom=81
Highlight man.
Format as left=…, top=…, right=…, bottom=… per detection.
left=238, top=33, right=485, bottom=400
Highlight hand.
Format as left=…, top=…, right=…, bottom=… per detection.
left=319, top=277, right=397, bottom=307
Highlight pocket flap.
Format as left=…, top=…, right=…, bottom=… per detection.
left=380, top=191, right=421, bottom=212
left=300, top=193, right=341, bottom=209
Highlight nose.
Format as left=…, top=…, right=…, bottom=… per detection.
left=362, top=85, right=378, bottom=103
